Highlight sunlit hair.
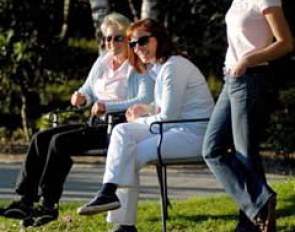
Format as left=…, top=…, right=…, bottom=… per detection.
left=127, top=18, right=177, bottom=64
left=98, top=13, right=131, bottom=52
left=100, top=12, right=131, bottom=36
left=98, top=13, right=145, bottom=73
left=127, top=49, right=147, bottom=74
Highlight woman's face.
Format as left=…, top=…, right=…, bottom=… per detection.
left=129, top=26, right=157, bottom=64
left=104, top=25, right=128, bottom=57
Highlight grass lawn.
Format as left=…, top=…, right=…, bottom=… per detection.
left=0, top=177, right=295, bottom=232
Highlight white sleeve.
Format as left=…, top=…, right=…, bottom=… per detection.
left=258, top=0, right=281, bottom=11
left=135, top=58, right=187, bottom=126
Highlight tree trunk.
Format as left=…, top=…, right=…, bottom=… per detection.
left=20, top=94, right=31, bottom=142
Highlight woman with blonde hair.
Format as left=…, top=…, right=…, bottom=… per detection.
left=0, top=12, right=154, bottom=228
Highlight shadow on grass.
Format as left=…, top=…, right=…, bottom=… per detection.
left=277, top=194, right=295, bottom=218
left=147, top=194, right=295, bottom=228
left=148, top=213, right=237, bottom=223
left=277, top=195, right=295, bottom=232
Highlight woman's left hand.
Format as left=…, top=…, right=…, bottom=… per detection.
left=126, top=104, right=149, bottom=122
left=91, top=101, right=106, bottom=116
left=230, top=57, right=249, bottom=77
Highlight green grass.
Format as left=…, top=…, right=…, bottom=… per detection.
left=1, top=178, right=295, bottom=232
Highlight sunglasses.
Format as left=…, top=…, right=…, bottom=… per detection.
left=103, top=35, right=125, bottom=43
left=129, top=35, right=152, bottom=49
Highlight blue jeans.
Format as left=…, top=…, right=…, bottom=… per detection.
left=202, top=70, right=275, bottom=221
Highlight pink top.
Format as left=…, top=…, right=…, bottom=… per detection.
left=94, top=54, right=129, bottom=101
left=224, top=0, right=281, bottom=69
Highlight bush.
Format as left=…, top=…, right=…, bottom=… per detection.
left=267, top=88, right=295, bottom=156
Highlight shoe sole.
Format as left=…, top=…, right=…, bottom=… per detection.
left=22, top=216, right=58, bottom=228
left=33, top=215, right=58, bottom=227
left=21, top=213, right=58, bottom=228
left=3, top=209, right=29, bottom=220
left=77, top=202, right=121, bottom=215
left=22, top=217, right=35, bottom=227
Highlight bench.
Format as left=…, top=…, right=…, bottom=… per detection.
left=48, top=107, right=208, bottom=232
left=48, top=107, right=125, bottom=157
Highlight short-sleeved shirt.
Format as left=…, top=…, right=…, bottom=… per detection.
left=224, top=0, right=281, bottom=69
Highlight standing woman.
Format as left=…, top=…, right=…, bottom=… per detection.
left=77, top=19, right=215, bottom=232
left=202, top=0, right=293, bottom=231
left=0, top=13, right=154, bottom=227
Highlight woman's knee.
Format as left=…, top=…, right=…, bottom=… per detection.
left=32, top=129, right=52, bottom=147
left=49, top=133, right=67, bottom=154
left=111, top=123, right=133, bottom=138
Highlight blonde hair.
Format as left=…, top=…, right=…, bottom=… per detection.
left=100, top=12, right=131, bottom=36
left=99, top=13, right=146, bottom=74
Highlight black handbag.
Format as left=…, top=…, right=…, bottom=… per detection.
left=86, top=112, right=126, bottom=139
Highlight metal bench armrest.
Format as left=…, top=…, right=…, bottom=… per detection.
left=48, top=105, right=125, bottom=127
left=149, top=118, right=210, bottom=165
left=48, top=105, right=90, bottom=127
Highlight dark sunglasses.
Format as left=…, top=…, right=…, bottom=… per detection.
left=128, top=35, right=152, bottom=49
left=103, top=35, right=125, bottom=43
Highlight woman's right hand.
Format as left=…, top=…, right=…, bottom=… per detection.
left=230, top=57, right=249, bottom=78
left=71, top=91, right=86, bottom=106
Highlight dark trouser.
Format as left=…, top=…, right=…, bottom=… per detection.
left=15, top=124, right=108, bottom=204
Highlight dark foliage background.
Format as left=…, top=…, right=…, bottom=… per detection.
left=0, top=0, right=294, bottom=156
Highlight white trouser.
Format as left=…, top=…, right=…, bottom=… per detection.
left=104, top=123, right=204, bottom=225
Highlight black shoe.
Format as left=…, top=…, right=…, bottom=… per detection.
left=235, top=211, right=260, bottom=232
left=22, top=204, right=59, bottom=228
left=77, top=194, right=121, bottom=215
left=253, top=195, right=277, bottom=232
left=235, top=220, right=260, bottom=232
left=113, top=225, right=138, bottom=232
left=0, top=200, right=33, bottom=220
